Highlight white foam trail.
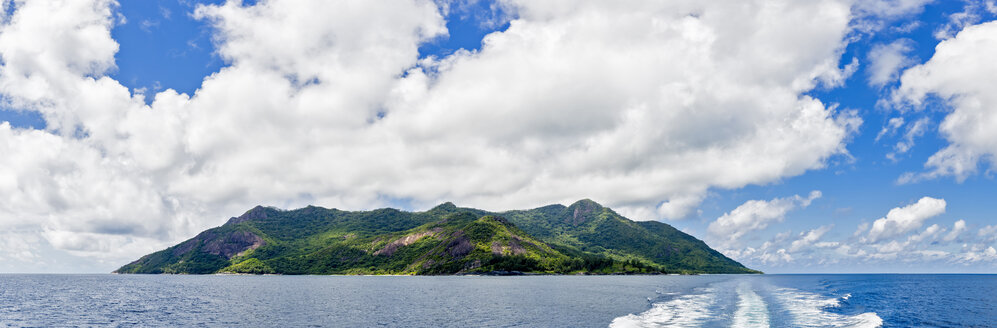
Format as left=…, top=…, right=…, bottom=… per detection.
left=732, top=282, right=769, bottom=328
left=772, top=288, right=882, bottom=328
left=609, top=288, right=716, bottom=328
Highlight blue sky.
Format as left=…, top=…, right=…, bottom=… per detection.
left=106, top=0, right=508, bottom=100
left=2, top=0, right=997, bottom=273
left=689, top=1, right=997, bottom=272
left=111, top=0, right=224, bottom=98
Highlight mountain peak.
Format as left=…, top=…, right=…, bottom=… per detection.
left=564, top=199, right=604, bottom=225
left=568, top=198, right=603, bottom=209
left=477, top=215, right=513, bottom=227
left=429, top=201, right=458, bottom=213
left=226, top=205, right=270, bottom=225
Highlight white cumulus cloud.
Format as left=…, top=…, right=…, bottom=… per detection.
left=789, top=225, right=836, bottom=253
left=860, top=197, right=946, bottom=243
left=708, top=191, right=821, bottom=247
left=896, top=20, right=997, bottom=182
left=943, top=219, right=967, bottom=242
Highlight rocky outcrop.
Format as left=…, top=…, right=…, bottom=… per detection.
left=566, top=199, right=602, bottom=225
left=225, top=205, right=270, bottom=225
left=491, top=237, right=527, bottom=256
left=172, top=229, right=266, bottom=259
left=203, top=230, right=266, bottom=259
left=374, top=229, right=441, bottom=256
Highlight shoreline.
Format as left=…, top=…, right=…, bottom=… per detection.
left=123, top=271, right=716, bottom=276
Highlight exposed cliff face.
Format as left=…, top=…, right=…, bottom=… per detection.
left=171, top=230, right=265, bottom=259
left=374, top=229, right=440, bottom=256
left=565, top=199, right=603, bottom=225
left=443, top=231, right=473, bottom=257
left=491, top=237, right=527, bottom=256
left=115, top=225, right=268, bottom=274
left=225, top=205, right=271, bottom=225
left=203, top=230, right=265, bottom=259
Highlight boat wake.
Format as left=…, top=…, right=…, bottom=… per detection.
left=609, top=279, right=882, bottom=328
left=733, top=282, right=769, bottom=328
left=609, top=287, right=717, bottom=328
left=771, top=288, right=882, bottom=328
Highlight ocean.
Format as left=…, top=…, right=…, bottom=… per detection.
left=0, top=274, right=993, bottom=327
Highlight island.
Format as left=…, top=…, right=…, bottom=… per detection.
left=115, top=199, right=759, bottom=275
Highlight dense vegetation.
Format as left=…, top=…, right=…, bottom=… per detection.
left=115, top=200, right=758, bottom=275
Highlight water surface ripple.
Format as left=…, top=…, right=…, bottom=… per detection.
left=1, top=274, right=994, bottom=327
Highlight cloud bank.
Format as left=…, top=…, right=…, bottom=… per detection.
left=0, top=0, right=864, bottom=266
left=719, top=195, right=997, bottom=270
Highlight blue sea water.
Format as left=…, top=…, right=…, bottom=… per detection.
left=0, top=274, right=994, bottom=327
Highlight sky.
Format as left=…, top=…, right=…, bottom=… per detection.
left=1, top=0, right=997, bottom=274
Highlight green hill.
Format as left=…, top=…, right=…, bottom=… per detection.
left=115, top=200, right=758, bottom=275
